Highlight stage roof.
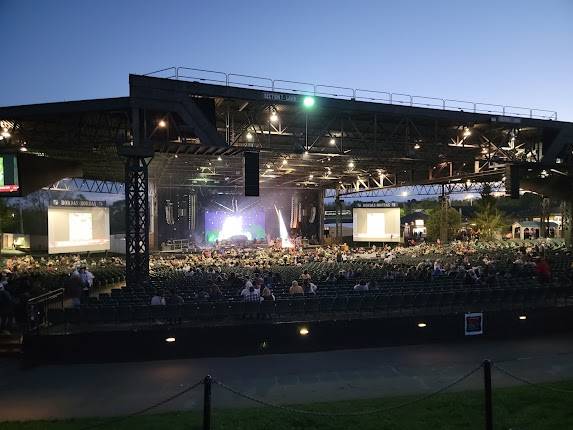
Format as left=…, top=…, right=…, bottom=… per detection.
left=1, top=69, right=572, bottom=195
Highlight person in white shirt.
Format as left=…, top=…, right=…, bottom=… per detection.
left=150, top=291, right=166, bottom=306
left=353, top=280, right=369, bottom=292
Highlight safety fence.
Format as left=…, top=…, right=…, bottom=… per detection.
left=77, top=359, right=573, bottom=430
left=144, top=66, right=558, bottom=120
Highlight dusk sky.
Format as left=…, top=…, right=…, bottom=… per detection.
left=1, top=0, right=572, bottom=121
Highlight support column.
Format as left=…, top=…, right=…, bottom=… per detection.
left=318, top=189, right=325, bottom=243
left=439, top=186, right=449, bottom=244
left=540, top=197, right=549, bottom=238
left=335, top=188, right=343, bottom=242
left=148, top=180, right=158, bottom=251
left=561, top=200, right=573, bottom=247
left=125, top=157, right=150, bottom=287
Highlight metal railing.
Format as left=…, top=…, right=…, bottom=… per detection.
left=143, top=66, right=558, bottom=120
left=27, top=288, right=65, bottom=331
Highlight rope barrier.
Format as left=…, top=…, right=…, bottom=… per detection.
left=78, top=379, right=204, bottom=430
left=213, top=363, right=483, bottom=417
left=493, top=363, right=573, bottom=394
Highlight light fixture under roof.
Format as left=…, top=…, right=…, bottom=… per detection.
left=246, top=132, right=253, bottom=140
left=348, top=161, right=355, bottom=169
left=329, top=138, right=336, bottom=145
left=463, top=127, right=471, bottom=137
left=270, top=111, right=278, bottom=122
left=158, top=119, right=167, bottom=128
left=217, top=156, right=222, bottom=161
left=282, top=158, right=288, bottom=165
left=414, top=143, right=421, bottom=149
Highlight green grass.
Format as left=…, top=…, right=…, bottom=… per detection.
left=2, top=381, right=573, bottom=430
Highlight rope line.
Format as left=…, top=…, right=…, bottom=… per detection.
left=493, top=364, right=573, bottom=394
left=213, top=364, right=483, bottom=417
left=78, top=379, right=204, bottom=430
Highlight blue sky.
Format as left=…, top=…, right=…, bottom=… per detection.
left=1, top=0, right=572, bottom=121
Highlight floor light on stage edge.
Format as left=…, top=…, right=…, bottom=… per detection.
left=299, top=327, right=309, bottom=336
left=417, top=322, right=427, bottom=328
left=165, top=337, right=176, bottom=343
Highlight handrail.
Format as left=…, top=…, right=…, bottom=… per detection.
left=144, top=66, right=558, bottom=121
left=28, top=288, right=65, bottom=305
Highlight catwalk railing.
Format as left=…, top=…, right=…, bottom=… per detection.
left=74, top=359, right=573, bottom=430
left=144, top=66, right=558, bottom=121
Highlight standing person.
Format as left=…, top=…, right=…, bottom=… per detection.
left=0, top=283, right=15, bottom=333
left=68, top=271, right=83, bottom=308
left=289, top=281, right=304, bottom=295
left=78, top=266, right=94, bottom=301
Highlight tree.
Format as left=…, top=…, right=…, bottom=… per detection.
left=472, top=184, right=506, bottom=240
left=426, top=206, right=461, bottom=242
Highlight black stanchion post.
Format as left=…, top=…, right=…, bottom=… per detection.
left=483, top=360, right=493, bottom=430
left=203, top=375, right=212, bottom=430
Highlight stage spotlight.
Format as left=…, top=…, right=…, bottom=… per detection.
left=246, top=132, right=253, bottom=140
left=303, top=96, right=315, bottom=108
left=217, top=156, right=222, bottom=161
left=414, top=143, right=421, bottom=149
left=266, top=163, right=272, bottom=169
left=299, top=327, right=309, bottom=336
left=463, top=127, right=471, bottom=137
left=158, top=119, right=167, bottom=128
left=304, top=150, right=309, bottom=156
left=270, top=111, right=278, bottom=122
left=466, top=179, right=471, bottom=186
left=518, top=315, right=527, bottom=320
left=1, top=129, right=11, bottom=139
left=309, top=174, right=314, bottom=180
left=19, top=146, right=28, bottom=152
left=165, top=337, right=176, bottom=343
left=282, top=158, right=288, bottom=166
left=417, top=322, right=427, bottom=328
left=348, top=161, right=355, bottom=169
left=329, top=138, right=336, bottom=145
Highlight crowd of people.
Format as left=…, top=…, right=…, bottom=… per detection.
left=0, top=238, right=568, bottom=332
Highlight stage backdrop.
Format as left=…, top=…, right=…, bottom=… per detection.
left=204, top=209, right=265, bottom=244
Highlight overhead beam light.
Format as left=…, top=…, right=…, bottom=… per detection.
left=463, top=127, right=471, bottom=138
left=414, top=143, right=421, bottom=150
left=348, top=161, right=355, bottom=169
left=158, top=119, right=167, bottom=128
left=165, top=337, right=176, bottom=343
left=282, top=158, right=288, bottom=165
left=270, top=111, right=278, bottom=122
left=217, top=156, right=222, bottom=161
left=246, top=132, right=253, bottom=140
left=417, top=322, right=427, bottom=328
left=299, top=327, right=309, bottom=336
left=303, top=96, right=315, bottom=108
left=329, top=138, right=336, bottom=145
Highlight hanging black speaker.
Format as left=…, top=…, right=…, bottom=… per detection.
left=244, top=151, right=259, bottom=196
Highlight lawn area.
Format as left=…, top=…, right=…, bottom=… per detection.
left=1, top=381, right=572, bottom=430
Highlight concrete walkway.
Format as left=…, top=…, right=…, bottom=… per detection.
left=1, top=334, right=573, bottom=421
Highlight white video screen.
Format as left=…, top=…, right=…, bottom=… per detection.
left=353, top=208, right=401, bottom=242
left=48, top=207, right=110, bottom=254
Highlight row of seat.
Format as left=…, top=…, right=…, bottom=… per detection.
left=49, top=285, right=572, bottom=325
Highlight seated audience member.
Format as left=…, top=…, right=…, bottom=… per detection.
left=243, top=286, right=260, bottom=302
left=353, top=279, right=369, bottom=292
left=166, top=289, right=184, bottom=305
left=302, top=279, right=318, bottom=295
left=289, top=280, right=304, bottom=295
left=261, top=286, right=275, bottom=301
left=300, top=269, right=311, bottom=282
left=151, top=290, right=166, bottom=306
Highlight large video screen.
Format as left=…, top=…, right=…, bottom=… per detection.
left=0, top=154, right=20, bottom=196
left=353, top=207, right=401, bottom=242
left=48, top=207, right=110, bottom=254
left=205, top=209, right=265, bottom=244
